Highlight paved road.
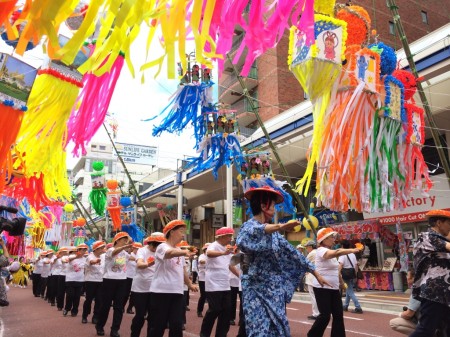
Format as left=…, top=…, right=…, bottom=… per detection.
left=0, top=287, right=405, bottom=337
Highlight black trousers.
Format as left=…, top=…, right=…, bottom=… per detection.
left=96, top=278, right=128, bottom=333
left=130, top=291, right=151, bottom=337
left=148, top=292, right=184, bottom=337
left=124, top=277, right=134, bottom=310
left=230, top=286, right=241, bottom=321
left=56, top=275, right=66, bottom=309
left=197, top=280, right=206, bottom=314
left=39, top=276, right=48, bottom=298
left=308, top=288, right=345, bottom=337
left=200, top=290, right=231, bottom=337
left=82, top=281, right=103, bottom=320
left=64, top=281, right=84, bottom=314
left=410, top=299, right=450, bottom=337
left=192, top=272, right=198, bottom=284
left=47, top=275, right=57, bottom=304
left=236, top=289, right=247, bottom=337
left=32, top=273, right=41, bottom=296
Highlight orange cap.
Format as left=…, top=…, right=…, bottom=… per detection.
left=112, top=232, right=130, bottom=244
left=77, top=243, right=89, bottom=250
left=426, top=209, right=450, bottom=219
left=92, top=241, right=106, bottom=251
left=163, top=220, right=186, bottom=236
left=176, top=240, right=190, bottom=248
left=317, top=228, right=337, bottom=243
left=144, top=232, right=166, bottom=244
left=132, top=243, right=143, bottom=249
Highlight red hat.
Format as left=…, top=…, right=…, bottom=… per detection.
left=215, top=227, right=234, bottom=237
left=112, top=232, right=130, bottom=244
left=132, top=243, right=143, bottom=249
left=244, top=186, right=284, bottom=204
left=106, top=243, right=113, bottom=249
left=92, top=241, right=106, bottom=251
left=163, top=220, right=186, bottom=237
left=426, top=210, right=450, bottom=219
left=317, top=228, right=337, bottom=243
left=77, top=243, right=89, bottom=250
left=144, top=232, right=166, bottom=244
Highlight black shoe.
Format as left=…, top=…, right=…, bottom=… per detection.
left=351, top=308, right=363, bottom=314
left=82, top=317, right=87, bottom=324
left=197, top=312, right=203, bottom=318
left=92, top=317, right=98, bottom=324
left=110, top=330, right=120, bottom=337
left=63, top=309, right=68, bottom=316
left=126, top=309, right=134, bottom=314
left=71, top=312, right=77, bottom=317
left=230, top=320, right=236, bottom=326
left=0, top=300, right=9, bottom=307
left=343, top=306, right=348, bottom=312
left=307, top=315, right=317, bottom=320
left=96, top=329, right=105, bottom=336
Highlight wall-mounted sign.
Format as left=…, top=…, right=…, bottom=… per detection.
left=114, top=143, right=157, bottom=166
left=212, top=214, right=225, bottom=228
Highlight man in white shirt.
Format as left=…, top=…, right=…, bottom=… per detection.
left=200, top=227, right=239, bottom=337
left=197, top=243, right=210, bottom=318
left=304, top=240, right=319, bottom=320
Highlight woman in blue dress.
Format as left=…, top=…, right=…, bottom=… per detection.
left=237, top=186, right=329, bottom=337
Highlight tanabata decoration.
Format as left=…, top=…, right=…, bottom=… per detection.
left=156, top=203, right=171, bottom=227
left=60, top=203, right=75, bottom=247
left=392, top=70, right=432, bottom=194
left=72, top=217, right=86, bottom=246
left=0, top=53, right=37, bottom=194
left=66, top=47, right=125, bottom=156
left=107, top=180, right=122, bottom=231
left=1, top=10, right=37, bottom=51
left=88, top=161, right=107, bottom=216
left=14, top=35, right=90, bottom=202
left=239, top=153, right=273, bottom=180
left=315, top=5, right=380, bottom=212
left=289, top=8, right=348, bottom=196
left=120, top=196, right=145, bottom=243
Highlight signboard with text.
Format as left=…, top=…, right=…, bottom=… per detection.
left=114, top=143, right=157, bottom=166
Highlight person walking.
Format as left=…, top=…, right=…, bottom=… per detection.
left=64, top=243, right=88, bottom=317
left=32, top=253, right=44, bottom=297
left=148, top=220, right=198, bottom=337
left=129, top=232, right=164, bottom=337
left=46, top=250, right=58, bottom=305
left=196, top=243, right=209, bottom=318
left=338, top=240, right=363, bottom=314
left=236, top=186, right=329, bottom=337
left=200, top=227, right=237, bottom=337
left=82, top=241, right=106, bottom=324
left=307, top=228, right=363, bottom=337
left=410, top=209, right=450, bottom=337
left=54, top=247, right=69, bottom=311
left=95, top=232, right=132, bottom=337
left=304, top=240, right=319, bottom=320
left=125, top=242, right=140, bottom=314
left=192, top=255, right=199, bottom=284
left=11, top=257, right=30, bottom=288
left=39, top=250, right=52, bottom=299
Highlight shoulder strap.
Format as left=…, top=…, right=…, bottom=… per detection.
left=346, top=255, right=355, bottom=268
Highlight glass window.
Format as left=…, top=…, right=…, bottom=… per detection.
left=389, top=21, right=395, bottom=35
left=421, top=11, right=428, bottom=24
left=99, top=145, right=106, bottom=151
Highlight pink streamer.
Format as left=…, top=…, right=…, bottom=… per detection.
left=66, top=54, right=125, bottom=157
left=47, top=205, right=63, bottom=224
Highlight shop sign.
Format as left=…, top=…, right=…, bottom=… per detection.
left=363, top=174, right=449, bottom=225
left=114, top=143, right=157, bottom=165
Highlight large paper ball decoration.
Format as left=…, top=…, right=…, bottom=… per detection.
left=302, top=215, right=319, bottom=230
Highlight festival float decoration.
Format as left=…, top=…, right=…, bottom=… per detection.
left=289, top=0, right=348, bottom=196
left=13, top=35, right=90, bottom=202
left=106, top=180, right=122, bottom=231
left=0, top=53, right=37, bottom=194
left=88, top=161, right=107, bottom=216
left=119, top=195, right=144, bottom=243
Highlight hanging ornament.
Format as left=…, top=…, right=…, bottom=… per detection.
left=1, top=10, right=37, bottom=51
left=107, top=180, right=122, bottom=231
left=89, top=161, right=107, bottom=216
left=73, top=217, right=86, bottom=246
left=0, top=53, right=37, bottom=194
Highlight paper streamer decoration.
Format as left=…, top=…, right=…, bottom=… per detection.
left=289, top=13, right=348, bottom=196
left=73, top=217, right=86, bottom=246
left=89, top=161, right=107, bottom=216
left=107, top=180, right=122, bottom=231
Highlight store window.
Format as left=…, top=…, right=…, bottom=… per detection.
left=421, top=11, right=428, bottom=24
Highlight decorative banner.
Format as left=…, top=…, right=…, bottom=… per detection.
left=232, top=199, right=242, bottom=228
left=107, top=180, right=122, bottom=231
left=395, top=220, right=408, bottom=272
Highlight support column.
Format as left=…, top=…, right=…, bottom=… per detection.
left=177, top=172, right=183, bottom=219
left=226, top=164, right=233, bottom=229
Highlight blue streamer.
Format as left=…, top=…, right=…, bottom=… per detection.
left=121, top=223, right=145, bottom=243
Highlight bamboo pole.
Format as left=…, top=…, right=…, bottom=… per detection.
left=226, top=55, right=318, bottom=237
left=71, top=196, right=102, bottom=238
left=387, top=0, right=450, bottom=185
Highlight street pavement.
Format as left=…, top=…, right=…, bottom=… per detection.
left=0, top=286, right=408, bottom=337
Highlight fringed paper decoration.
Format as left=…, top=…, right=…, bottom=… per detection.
left=0, top=54, right=37, bottom=194
left=72, top=217, right=86, bottom=246
left=392, top=70, right=432, bottom=195
left=66, top=50, right=124, bottom=156
left=14, top=38, right=86, bottom=202
left=156, top=203, right=171, bottom=227
left=5, top=234, right=25, bottom=257
left=106, top=180, right=122, bottom=231
left=60, top=203, right=74, bottom=247
left=289, top=13, right=348, bottom=196
left=120, top=199, right=145, bottom=243
left=89, top=162, right=107, bottom=216
left=1, top=9, right=37, bottom=51
left=0, top=1, right=16, bottom=29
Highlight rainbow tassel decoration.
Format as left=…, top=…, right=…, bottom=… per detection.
left=88, top=161, right=107, bottom=216
left=106, top=180, right=122, bottom=231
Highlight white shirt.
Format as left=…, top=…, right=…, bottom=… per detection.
left=305, top=249, right=317, bottom=285
left=103, top=248, right=129, bottom=280
left=65, top=255, right=87, bottom=282
left=198, top=254, right=207, bottom=281
left=48, top=256, right=57, bottom=275
left=126, top=252, right=137, bottom=279
left=150, top=243, right=185, bottom=295
left=205, top=241, right=231, bottom=292
left=191, top=259, right=198, bottom=273
left=312, top=247, right=340, bottom=290
left=131, top=247, right=156, bottom=293
left=85, top=253, right=104, bottom=282
left=229, top=263, right=241, bottom=290
left=52, top=258, right=64, bottom=276
left=34, top=259, right=43, bottom=274
left=338, top=253, right=358, bottom=269
left=41, top=258, right=51, bottom=278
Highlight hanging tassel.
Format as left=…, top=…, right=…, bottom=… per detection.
left=107, top=180, right=122, bottom=231
left=67, top=51, right=124, bottom=156
left=88, top=162, right=107, bottom=216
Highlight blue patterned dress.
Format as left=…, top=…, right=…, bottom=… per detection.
left=236, top=218, right=315, bottom=337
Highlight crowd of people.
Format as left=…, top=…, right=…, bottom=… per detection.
left=1, top=189, right=449, bottom=337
